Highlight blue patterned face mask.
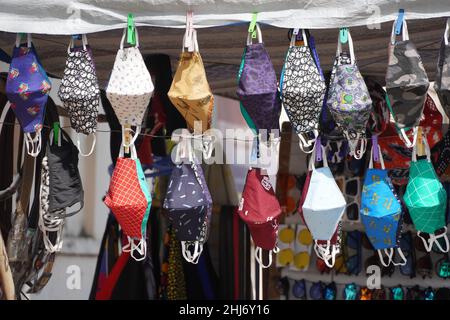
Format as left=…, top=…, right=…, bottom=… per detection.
left=361, top=140, right=406, bottom=267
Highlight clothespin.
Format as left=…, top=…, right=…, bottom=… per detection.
left=53, top=122, right=60, bottom=146
left=72, top=34, right=82, bottom=40
left=251, top=135, right=259, bottom=163
left=339, top=27, right=348, bottom=44
left=372, top=135, right=379, bottom=162
left=417, top=126, right=425, bottom=157
left=395, top=9, right=405, bottom=35
left=248, top=12, right=258, bottom=39
left=184, top=10, right=195, bottom=52
left=315, top=137, right=322, bottom=162
left=18, top=33, right=26, bottom=41
left=124, top=124, right=131, bottom=154
left=127, top=13, right=136, bottom=46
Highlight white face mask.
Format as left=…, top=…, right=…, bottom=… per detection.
left=106, top=27, right=154, bottom=143
left=302, top=143, right=346, bottom=266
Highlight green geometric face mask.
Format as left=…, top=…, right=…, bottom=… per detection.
left=404, top=136, right=449, bottom=253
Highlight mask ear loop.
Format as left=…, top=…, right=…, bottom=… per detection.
left=337, top=29, right=355, bottom=64
left=377, top=248, right=394, bottom=267
left=68, top=34, right=88, bottom=53
left=76, top=133, right=96, bottom=157
left=246, top=23, right=263, bottom=45
left=181, top=241, right=203, bottom=264
left=202, top=134, right=214, bottom=160
left=130, top=238, right=147, bottom=261
left=298, top=130, right=318, bottom=154
left=392, top=247, right=408, bottom=266
left=445, top=18, right=450, bottom=46
left=254, top=247, right=275, bottom=269
left=425, top=227, right=450, bottom=253
left=15, top=33, right=32, bottom=48
left=25, top=131, right=42, bottom=157
left=400, top=127, right=418, bottom=148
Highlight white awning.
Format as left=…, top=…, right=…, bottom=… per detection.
left=0, top=0, right=449, bottom=34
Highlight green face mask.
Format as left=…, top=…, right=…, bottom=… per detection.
left=404, top=136, right=449, bottom=253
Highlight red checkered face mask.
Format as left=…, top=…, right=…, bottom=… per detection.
left=104, top=146, right=151, bottom=261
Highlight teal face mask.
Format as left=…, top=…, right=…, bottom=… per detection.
left=361, top=141, right=406, bottom=267
left=404, top=135, right=449, bottom=253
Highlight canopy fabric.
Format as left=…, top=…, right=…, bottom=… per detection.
left=0, top=0, right=450, bottom=33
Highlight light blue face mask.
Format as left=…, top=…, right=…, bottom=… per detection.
left=361, top=139, right=406, bottom=267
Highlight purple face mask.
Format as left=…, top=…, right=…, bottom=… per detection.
left=6, top=34, right=51, bottom=157
left=236, top=23, right=281, bottom=135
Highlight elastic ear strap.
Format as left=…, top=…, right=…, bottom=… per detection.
left=25, top=132, right=41, bottom=157
left=298, top=133, right=316, bottom=153
left=402, top=19, right=409, bottom=41
left=417, top=231, right=434, bottom=252
left=445, top=18, right=450, bottom=46
left=323, top=245, right=338, bottom=268
left=77, top=133, right=96, bottom=157
left=377, top=249, right=392, bottom=267
left=392, top=247, right=408, bottom=266
left=404, top=127, right=418, bottom=151
left=353, top=137, right=367, bottom=160
left=255, top=247, right=272, bottom=268
left=378, top=144, right=385, bottom=169
left=247, top=23, right=263, bottom=45
left=130, top=238, right=147, bottom=261
left=15, top=33, right=32, bottom=48
left=308, top=142, right=317, bottom=170
left=321, top=144, right=329, bottom=168
left=432, top=227, right=450, bottom=253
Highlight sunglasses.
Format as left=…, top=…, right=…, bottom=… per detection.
left=390, top=286, right=404, bottom=300
left=344, top=231, right=362, bottom=276
left=310, top=281, right=325, bottom=300
left=335, top=176, right=362, bottom=222
left=406, top=285, right=425, bottom=300
left=344, top=283, right=358, bottom=300
left=292, top=279, right=306, bottom=300
left=359, top=287, right=373, bottom=300
left=414, top=235, right=433, bottom=279
left=435, top=255, right=450, bottom=279
left=399, top=231, right=416, bottom=278
left=371, top=288, right=387, bottom=300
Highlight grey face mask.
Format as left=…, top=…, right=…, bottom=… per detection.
left=435, top=19, right=450, bottom=119
left=385, top=19, right=430, bottom=148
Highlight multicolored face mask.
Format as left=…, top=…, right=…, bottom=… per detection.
left=386, top=19, right=430, bottom=148
left=435, top=19, right=450, bottom=119
left=168, top=29, right=214, bottom=133
left=104, top=145, right=152, bottom=261
left=58, top=34, right=100, bottom=156
left=237, top=167, right=282, bottom=268
left=360, top=141, right=406, bottom=267
left=106, top=28, right=154, bottom=147
left=237, top=23, right=281, bottom=136
left=163, top=158, right=212, bottom=264
left=365, top=77, right=390, bottom=136
left=280, top=29, right=326, bottom=152
left=6, top=34, right=51, bottom=157
left=327, top=31, right=372, bottom=159
left=404, top=135, right=449, bottom=253
left=302, top=143, right=346, bottom=267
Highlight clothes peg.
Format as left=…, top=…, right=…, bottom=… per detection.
left=417, top=126, right=425, bottom=157
left=395, top=9, right=405, bottom=35
left=372, top=135, right=379, bottom=162
left=315, top=137, right=322, bottom=162
left=53, top=122, right=60, bottom=145
left=339, top=27, right=348, bottom=44
left=127, top=13, right=136, bottom=46
left=124, top=124, right=131, bottom=154
left=184, top=10, right=195, bottom=52
left=248, top=12, right=258, bottom=39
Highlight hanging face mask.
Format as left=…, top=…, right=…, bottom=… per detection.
left=104, top=144, right=152, bottom=261
left=58, top=34, right=100, bottom=156
left=237, top=167, right=282, bottom=268
left=366, top=77, right=390, bottom=136
left=168, top=29, right=214, bottom=133
left=6, top=34, right=51, bottom=157
left=106, top=27, right=154, bottom=146
left=327, top=30, right=372, bottom=159
left=279, top=29, right=326, bottom=152
left=163, top=159, right=212, bottom=264
left=435, top=19, right=450, bottom=118
left=386, top=18, right=430, bottom=148
left=302, top=143, right=347, bottom=267
left=404, top=135, right=449, bottom=253
left=360, top=140, right=406, bottom=267
left=237, top=23, right=281, bottom=136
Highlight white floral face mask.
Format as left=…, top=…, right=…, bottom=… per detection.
left=106, top=27, right=154, bottom=147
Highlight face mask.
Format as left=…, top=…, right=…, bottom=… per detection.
left=168, top=29, right=214, bottom=133
left=366, top=77, right=390, bottom=136
left=104, top=145, right=151, bottom=261
left=280, top=29, right=326, bottom=152
left=360, top=141, right=406, bottom=267
left=435, top=19, right=450, bottom=119
left=237, top=167, right=282, bottom=268
left=58, top=34, right=100, bottom=156
left=106, top=28, right=154, bottom=145
left=404, top=135, right=449, bottom=253
left=302, top=143, right=346, bottom=267
left=6, top=34, right=51, bottom=157
left=163, top=159, right=212, bottom=264
left=237, top=23, right=281, bottom=135
left=327, top=31, right=372, bottom=159
left=386, top=19, right=430, bottom=148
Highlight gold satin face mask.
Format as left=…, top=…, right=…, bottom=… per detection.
left=168, top=30, right=214, bottom=133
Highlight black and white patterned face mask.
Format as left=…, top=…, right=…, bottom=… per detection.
left=58, top=35, right=100, bottom=156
